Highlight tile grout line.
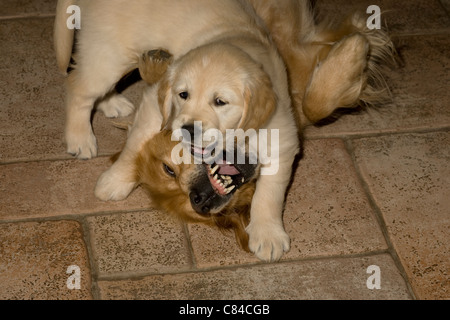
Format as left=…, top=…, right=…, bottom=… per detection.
left=303, top=125, right=450, bottom=142
left=0, top=207, right=154, bottom=226
left=182, top=222, right=199, bottom=270
left=342, top=137, right=418, bottom=300
left=0, top=14, right=55, bottom=21
left=80, top=216, right=102, bottom=300
left=94, top=248, right=393, bottom=282
left=0, top=153, right=115, bottom=167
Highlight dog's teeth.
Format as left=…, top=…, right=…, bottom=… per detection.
left=241, top=177, right=245, bottom=183
left=225, top=185, right=236, bottom=194
left=214, top=174, right=219, bottom=181
left=210, top=165, right=219, bottom=175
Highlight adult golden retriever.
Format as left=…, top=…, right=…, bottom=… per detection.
left=55, top=0, right=394, bottom=261
left=136, top=129, right=258, bottom=251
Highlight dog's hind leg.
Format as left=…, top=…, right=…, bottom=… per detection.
left=96, top=93, right=135, bottom=118
left=64, top=74, right=100, bottom=159
left=64, top=50, right=134, bottom=159
left=300, top=14, right=396, bottom=124
left=302, top=33, right=370, bottom=123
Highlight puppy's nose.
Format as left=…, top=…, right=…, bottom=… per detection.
left=189, top=191, right=210, bottom=215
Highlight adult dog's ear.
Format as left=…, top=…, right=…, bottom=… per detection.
left=157, top=74, right=173, bottom=131
left=238, top=72, right=276, bottom=130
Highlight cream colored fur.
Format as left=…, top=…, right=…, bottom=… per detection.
left=55, top=0, right=395, bottom=262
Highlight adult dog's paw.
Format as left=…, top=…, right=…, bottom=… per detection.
left=246, top=222, right=290, bottom=262
left=95, top=168, right=136, bottom=201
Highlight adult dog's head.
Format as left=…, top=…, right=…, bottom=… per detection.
left=157, top=43, right=277, bottom=135
left=135, top=130, right=259, bottom=250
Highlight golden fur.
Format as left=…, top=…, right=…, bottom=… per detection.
left=58, top=0, right=300, bottom=262
left=55, top=0, right=395, bottom=260
left=135, top=130, right=255, bottom=251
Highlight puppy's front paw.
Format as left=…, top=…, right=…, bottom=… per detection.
left=66, top=127, right=98, bottom=160
left=95, top=168, right=136, bottom=201
left=246, top=222, right=290, bottom=262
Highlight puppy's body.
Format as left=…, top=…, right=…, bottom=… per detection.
left=57, top=0, right=299, bottom=261
left=55, top=0, right=395, bottom=261
left=56, top=0, right=297, bottom=159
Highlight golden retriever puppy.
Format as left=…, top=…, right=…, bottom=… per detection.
left=136, top=130, right=258, bottom=251
left=56, top=0, right=300, bottom=262
left=56, top=0, right=395, bottom=261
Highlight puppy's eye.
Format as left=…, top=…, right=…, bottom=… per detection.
left=214, top=98, right=228, bottom=106
left=179, top=91, right=189, bottom=100
left=163, top=163, right=176, bottom=178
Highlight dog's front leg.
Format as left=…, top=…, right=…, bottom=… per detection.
left=246, top=148, right=297, bottom=262
left=95, top=86, right=162, bottom=201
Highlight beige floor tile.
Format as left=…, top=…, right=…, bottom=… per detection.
left=188, top=223, right=259, bottom=269
left=98, top=254, right=411, bottom=300
left=389, top=35, right=449, bottom=104
left=0, top=0, right=56, bottom=17
left=284, top=139, right=388, bottom=259
left=189, top=139, right=387, bottom=268
left=352, top=132, right=449, bottom=299
left=0, top=158, right=149, bottom=221
left=189, top=140, right=387, bottom=268
left=0, top=18, right=144, bottom=162
left=0, top=220, right=92, bottom=299
left=442, top=0, right=450, bottom=13
left=87, top=210, right=192, bottom=276
left=1, top=0, right=447, bottom=302
left=304, top=35, right=450, bottom=138
left=316, top=0, right=450, bottom=33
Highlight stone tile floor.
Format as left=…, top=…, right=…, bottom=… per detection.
left=0, top=0, right=448, bottom=300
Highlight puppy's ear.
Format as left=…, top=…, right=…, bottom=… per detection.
left=157, top=74, right=173, bottom=131
left=238, top=72, right=276, bottom=130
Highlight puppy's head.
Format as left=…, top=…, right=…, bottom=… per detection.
left=157, top=43, right=276, bottom=135
left=135, top=130, right=259, bottom=250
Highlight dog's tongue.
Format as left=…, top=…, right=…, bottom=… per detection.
left=192, top=146, right=207, bottom=155
left=217, top=163, right=240, bottom=175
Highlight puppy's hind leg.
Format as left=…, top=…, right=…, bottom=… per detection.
left=96, top=92, right=135, bottom=118
left=65, top=71, right=100, bottom=159
left=65, top=49, right=134, bottom=159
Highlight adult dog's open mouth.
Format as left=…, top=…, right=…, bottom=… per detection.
left=207, top=161, right=243, bottom=196
left=188, top=144, right=258, bottom=215
left=189, top=143, right=254, bottom=197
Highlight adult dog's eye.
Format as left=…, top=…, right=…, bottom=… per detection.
left=163, top=163, right=176, bottom=177
left=179, top=91, right=189, bottom=100
left=214, top=98, right=228, bottom=106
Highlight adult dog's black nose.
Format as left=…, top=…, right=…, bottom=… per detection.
left=189, top=190, right=211, bottom=215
